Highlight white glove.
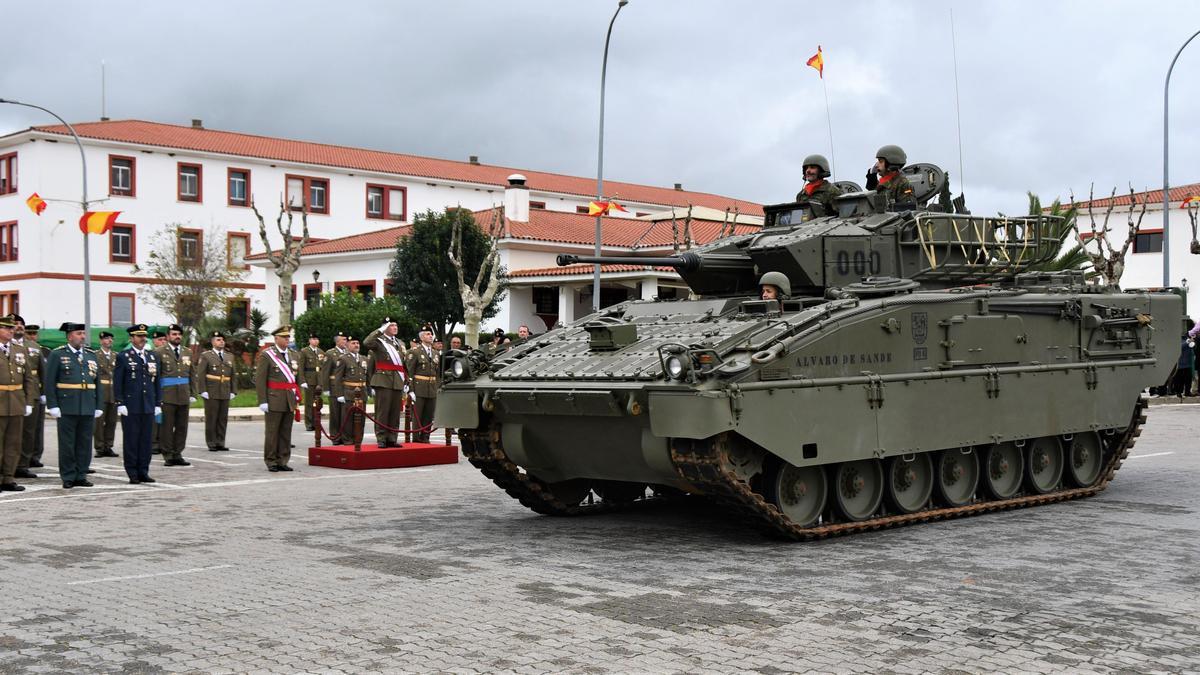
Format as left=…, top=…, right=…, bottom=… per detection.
left=300, top=383, right=308, bottom=389
left=188, top=396, right=196, bottom=403
left=259, top=403, right=269, bottom=413
left=93, top=409, right=103, bottom=418
left=39, top=394, right=46, bottom=404
left=380, top=321, right=390, bottom=332
left=117, top=405, right=128, bottom=417
left=48, top=407, right=62, bottom=419
left=153, top=406, right=162, bottom=417
left=200, top=392, right=209, bottom=400
left=337, top=396, right=345, bottom=403
left=25, top=405, right=33, bottom=416
left=229, top=392, right=236, bottom=400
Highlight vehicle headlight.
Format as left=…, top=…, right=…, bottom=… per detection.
left=451, top=358, right=467, bottom=379
left=665, top=355, right=686, bottom=380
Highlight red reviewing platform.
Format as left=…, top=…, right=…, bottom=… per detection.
left=308, top=442, right=459, bottom=470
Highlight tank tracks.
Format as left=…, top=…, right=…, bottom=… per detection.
left=460, top=396, right=1146, bottom=539
left=670, top=396, right=1149, bottom=540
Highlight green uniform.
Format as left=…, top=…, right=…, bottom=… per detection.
left=93, top=347, right=119, bottom=456
left=795, top=179, right=842, bottom=217
left=404, top=344, right=441, bottom=443
left=192, top=349, right=236, bottom=451
left=15, top=337, right=45, bottom=470
left=363, top=329, right=407, bottom=447
left=255, top=346, right=301, bottom=469
left=156, top=343, right=192, bottom=464
left=868, top=170, right=916, bottom=211
left=0, top=342, right=38, bottom=487
left=320, top=346, right=347, bottom=443
left=43, top=345, right=102, bottom=486
left=332, top=351, right=370, bottom=446
left=298, top=345, right=325, bottom=431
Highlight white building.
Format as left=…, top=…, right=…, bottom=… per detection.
left=0, top=118, right=761, bottom=329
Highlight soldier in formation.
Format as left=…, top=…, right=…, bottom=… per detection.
left=156, top=324, right=192, bottom=467
left=331, top=336, right=369, bottom=445
left=298, top=333, right=325, bottom=432
left=865, top=144, right=916, bottom=211
left=150, top=329, right=167, bottom=455
left=44, top=322, right=103, bottom=489
left=795, top=154, right=842, bottom=216
left=363, top=317, right=407, bottom=448
left=320, top=331, right=349, bottom=444
left=93, top=331, right=119, bottom=458
left=115, top=324, right=161, bottom=484
left=13, top=318, right=45, bottom=475
left=256, top=326, right=300, bottom=472
left=405, top=325, right=440, bottom=443
left=0, top=315, right=36, bottom=492
left=193, top=331, right=236, bottom=452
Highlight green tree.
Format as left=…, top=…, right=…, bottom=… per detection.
left=293, top=291, right=418, bottom=348
left=1027, top=193, right=1090, bottom=274
left=133, top=223, right=248, bottom=330
left=387, top=208, right=506, bottom=340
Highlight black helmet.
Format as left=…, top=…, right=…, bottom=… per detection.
left=875, top=144, right=907, bottom=169
left=802, top=154, right=831, bottom=179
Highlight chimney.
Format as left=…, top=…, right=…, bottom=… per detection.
left=469, top=155, right=479, bottom=165
left=674, top=182, right=683, bottom=191
left=191, top=119, right=203, bottom=129
left=504, top=174, right=529, bottom=223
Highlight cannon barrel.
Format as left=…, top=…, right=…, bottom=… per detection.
left=557, top=251, right=751, bottom=273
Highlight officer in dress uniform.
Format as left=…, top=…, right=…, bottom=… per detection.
left=0, top=315, right=37, bottom=492
left=363, top=317, right=408, bottom=448
left=114, top=324, right=162, bottom=484
left=320, top=332, right=348, bottom=444
left=156, top=324, right=193, bottom=467
left=193, top=331, right=236, bottom=452
left=331, top=336, right=369, bottom=446
left=256, top=326, right=301, bottom=471
left=13, top=318, right=46, bottom=474
left=298, top=333, right=324, bottom=432
left=44, top=322, right=104, bottom=489
left=405, top=324, right=441, bottom=443
left=150, top=330, right=167, bottom=454
left=93, top=331, right=120, bottom=458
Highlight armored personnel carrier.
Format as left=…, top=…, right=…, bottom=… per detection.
left=436, top=165, right=1182, bottom=539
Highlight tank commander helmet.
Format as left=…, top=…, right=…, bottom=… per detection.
left=875, top=144, right=907, bottom=171
left=802, top=154, right=831, bottom=179
left=758, top=271, right=792, bottom=300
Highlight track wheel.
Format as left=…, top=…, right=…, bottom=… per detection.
left=594, top=481, right=647, bottom=504
left=764, top=461, right=827, bottom=528
left=831, top=460, right=883, bottom=521
left=1024, top=437, right=1063, bottom=494
left=543, top=479, right=591, bottom=506
left=934, top=448, right=978, bottom=507
left=981, top=442, right=1023, bottom=499
left=885, top=454, right=933, bottom=514
left=1065, top=432, right=1104, bottom=487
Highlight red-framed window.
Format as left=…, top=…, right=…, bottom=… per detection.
left=177, top=162, right=202, bottom=202
left=227, top=231, right=251, bottom=270
left=284, top=174, right=329, bottom=214
left=575, top=205, right=589, bottom=214
left=365, top=183, right=406, bottom=221
left=227, top=167, right=251, bottom=207
left=0, top=222, right=16, bottom=262
left=334, top=279, right=375, bottom=300
left=303, top=282, right=322, bottom=311
left=227, top=298, right=250, bottom=328
left=109, top=155, right=136, bottom=197
left=177, top=227, right=203, bottom=267
left=109, top=223, right=135, bottom=264
left=529, top=200, right=546, bottom=210
left=108, top=292, right=135, bottom=326
left=0, top=291, right=16, bottom=316
left=0, top=152, right=16, bottom=194
left=1132, top=228, right=1164, bottom=254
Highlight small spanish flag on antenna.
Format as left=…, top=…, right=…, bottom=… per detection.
left=1181, top=195, right=1200, bottom=208
left=25, top=193, right=47, bottom=216
left=806, top=45, right=824, bottom=79
left=78, top=210, right=121, bottom=235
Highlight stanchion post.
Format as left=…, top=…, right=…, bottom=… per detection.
left=312, top=387, right=323, bottom=448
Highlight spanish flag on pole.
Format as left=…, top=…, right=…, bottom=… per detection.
left=806, top=45, right=824, bottom=78
left=587, top=200, right=627, bottom=216
left=78, top=210, right=120, bottom=235
left=25, top=193, right=47, bottom=216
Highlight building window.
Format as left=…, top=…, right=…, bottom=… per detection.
left=366, top=184, right=406, bottom=221
left=0, top=153, right=16, bottom=194
left=109, top=293, right=134, bottom=326
left=529, top=201, right=546, bottom=210
left=0, top=291, right=18, bottom=316
left=110, top=224, right=135, bottom=263
left=0, top=222, right=16, bottom=262
left=228, top=298, right=250, bottom=328
left=227, top=168, right=250, bottom=206
left=178, top=162, right=202, bottom=202
left=304, top=283, right=322, bottom=311
left=178, top=228, right=202, bottom=267
left=532, top=286, right=557, bottom=314
left=227, top=231, right=251, bottom=270
left=1133, top=230, right=1164, bottom=254
left=576, top=205, right=590, bottom=214
left=285, top=174, right=329, bottom=214
left=109, top=155, right=136, bottom=196
left=334, top=280, right=375, bottom=301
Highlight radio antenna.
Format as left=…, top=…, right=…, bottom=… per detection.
left=949, top=6, right=965, bottom=197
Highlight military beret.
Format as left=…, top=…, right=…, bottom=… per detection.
left=346, top=335, right=359, bottom=342
left=99, top=331, right=114, bottom=339
left=168, top=324, right=183, bottom=333
left=308, top=332, right=319, bottom=339
left=59, top=322, right=86, bottom=332
left=24, top=324, right=39, bottom=332
left=128, top=324, right=149, bottom=336
left=0, top=316, right=15, bottom=328
left=382, top=316, right=396, bottom=325
left=493, top=328, right=506, bottom=338
left=420, top=324, right=434, bottom=333
left=210, top=331, right=225, bottom=339
left=271, top=326, right=292, bottom=337
left=152, top=330, right=167, bottom=339
left=334, top=331, right=347, bottom=338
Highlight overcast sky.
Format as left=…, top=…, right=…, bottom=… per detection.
left=3, top=0, right=1200, bottom=215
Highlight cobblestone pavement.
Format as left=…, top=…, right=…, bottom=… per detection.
left=1, top=406, right=1197, bottom=674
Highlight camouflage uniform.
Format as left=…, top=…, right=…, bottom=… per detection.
left=795, top=179, right=842, bottom=217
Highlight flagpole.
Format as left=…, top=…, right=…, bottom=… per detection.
left=0, top=98, right=92, bottom=336
left=820, top=77, right=836, bottom=178
left=594, top=0, right=629, bottom=312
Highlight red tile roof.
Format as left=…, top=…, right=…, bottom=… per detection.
left=23, top=119, right=762, bottom=215
left=245, top=225, right=408, bottom=260
left=509, top=263, right=676, bottom=278
left=1066, top=183, right=1200, bottom=210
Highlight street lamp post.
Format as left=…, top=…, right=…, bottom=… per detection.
left=593, top=0, right=629, bottom=312
left=1162, top=29, right=1200, bottom=288
left=0, top=98, right=93, bottom=333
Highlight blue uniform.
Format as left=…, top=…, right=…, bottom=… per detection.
left=43, top=345, right=102, bottom=485
left=113, top=346, right=162, bottom=481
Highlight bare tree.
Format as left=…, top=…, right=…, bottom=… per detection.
left=1187, top=199, right=1200, bottom=255
left=133, top=223, right=248, bottom=329
left=252, top=200, right=310, bottom=326
left=449, top=206, right=505, bottom=348
left=1069, top=185, right=1148, bottom=286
